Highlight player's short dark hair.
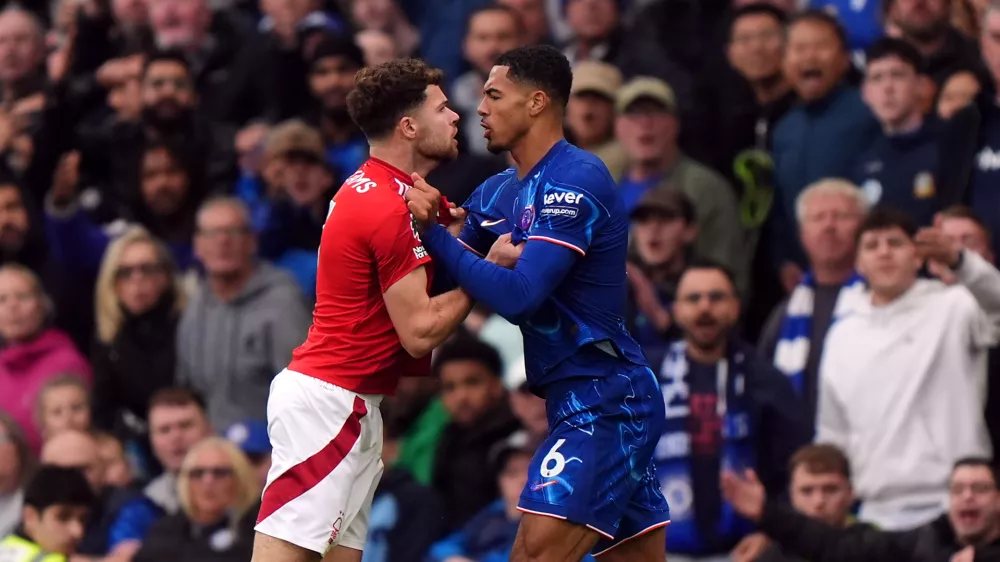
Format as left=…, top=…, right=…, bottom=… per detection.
left=728, top=3, right=787, bottom=38
left=865, top=37, right=924, bottom=74
left=346, top=59, right=444, bottom=141
left=432, top=335, right=503, bottom=379
left=678, top=257, right=739, bottom=296
left=467, top=3, right=523, bottom=34
left=789, top=444, right=851, bottom=480
left=495, top=45, right=573, bottom=108
left=787, top=9, right=848, bottom=52
left=953, top=457, right=999, bottom=486
left=939, top=204, right=993, bottom=244
left=143, top=49, right=192, bottom=79
left=856, top=207, right=918, bottom=245
left=148, top=386, right=207, bottom=413
left=24, top=465, right=95, bottom=512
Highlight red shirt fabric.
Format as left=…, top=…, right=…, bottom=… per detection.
left=288, top=158, right=433, bottom=395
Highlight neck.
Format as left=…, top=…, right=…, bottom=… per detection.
left=909, top=32, right=947, bottom=56
left=629, top=149, right=676, bottom=182
left=190, top=509, right=226, bottom=527
left=813, top=261, right=855, bottom=285
left=965, top=525, right=1000, bottom=548
left=884, top=111, right=923, bottom=135
left=510, top=122, right=564, bottom=179
left=870, top=280, right=914, bottom=307
left=647, top=256, right=685, bottom=285
left=208, top=266, right=253, bottom=302
left=687, top=340, right=726, bottom=364
left=369, top=143, right=438, bottom=178
left=751, top=73, right=790, bottom=105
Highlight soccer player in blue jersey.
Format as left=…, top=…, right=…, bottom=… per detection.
left=405, top=45, right=670, bottom=562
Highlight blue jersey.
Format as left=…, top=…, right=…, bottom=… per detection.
left=419, top=140, right=671, bottom=550
left=457, top=141, right=648, bottom=388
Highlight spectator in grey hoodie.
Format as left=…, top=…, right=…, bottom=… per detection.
left=177, top=196, right=310, bottom=430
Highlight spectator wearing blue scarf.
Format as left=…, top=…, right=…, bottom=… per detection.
left=650, top=260, right=810, bottom=559
left=758, top=179, right=870, bottom=428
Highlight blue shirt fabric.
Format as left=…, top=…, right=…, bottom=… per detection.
left=852, top=121, right=945, bottom=227
left=770, top=85, right=880, bottom=267
left=971, top=102, right=1000, bottom=260
left=810, top=0, right=883, bottom=56
left=617, top=175, right=662, bottom=213
left=423, top=140, right=647, bottom=391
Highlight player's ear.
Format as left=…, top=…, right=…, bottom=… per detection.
left=527, top=90, right=547, bottom=117
left=398, top=115, right=418, bottom=141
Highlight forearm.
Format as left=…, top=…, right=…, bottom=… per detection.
left=412, top=288, right=473, bottom=354
left=956, top=249, right=1000, bottom=315
left=423, top=225, right=569, bottom=323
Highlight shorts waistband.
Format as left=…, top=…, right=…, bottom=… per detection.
left=281, top=368, right=384, bottom=406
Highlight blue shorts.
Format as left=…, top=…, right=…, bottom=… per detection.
left=519, top=356, right=671, bottom=556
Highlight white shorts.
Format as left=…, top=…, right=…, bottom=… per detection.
left=254, top=369, right=384, bottom=555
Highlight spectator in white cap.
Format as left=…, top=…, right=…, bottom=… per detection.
left=615, top=76, right=745, bottom=292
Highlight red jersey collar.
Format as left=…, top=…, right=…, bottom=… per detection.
left=368, top=158, right=413, bottom=189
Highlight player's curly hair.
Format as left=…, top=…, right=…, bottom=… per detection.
left=495, top=45, right=573, bottom=108
left=346, top=59, right=444, bottom=141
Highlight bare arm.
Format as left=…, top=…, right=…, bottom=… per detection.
left=383, top=265, right=473, bottom=358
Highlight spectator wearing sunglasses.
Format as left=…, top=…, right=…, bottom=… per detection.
left=134, top=437, right=260, bottom=562
left=648, top=259, right=809, bottom=560
left=90, top=228, right=185, bottom=478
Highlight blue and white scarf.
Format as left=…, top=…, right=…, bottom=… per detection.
left=655, top=341, right=756, bottom=554
left=773, top=272, right=867, bottom=395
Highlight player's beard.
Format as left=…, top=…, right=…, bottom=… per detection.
left=416, top=134, right=458, bottom=163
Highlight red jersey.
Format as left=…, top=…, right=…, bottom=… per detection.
left=288, top=158, right=433, bottom=395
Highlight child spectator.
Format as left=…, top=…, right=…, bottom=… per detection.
left=35, top=375, right=91, bottom=442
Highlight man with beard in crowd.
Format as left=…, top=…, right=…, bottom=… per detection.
left=47, top=139, right=200, bottom=275
left=652, top=260, right=809, bottom=560
left=78, top=49, right=235, bottom=225
left=301, top=34, right=368, bottom=183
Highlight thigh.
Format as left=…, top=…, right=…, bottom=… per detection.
left=251, top=531, right=321, bottom=562
left=321, top=545, right=363, bottom=562
left=510, top=512, right=600, bottom=562
left=255, top=371, right=382, bottom=555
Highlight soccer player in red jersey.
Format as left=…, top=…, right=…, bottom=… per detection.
left=251, top=59, right=483, bottom=562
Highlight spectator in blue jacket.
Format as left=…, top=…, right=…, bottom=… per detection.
left=771, top=10, right=880, bottom=291
left=854, top=38, right=978, bottom=226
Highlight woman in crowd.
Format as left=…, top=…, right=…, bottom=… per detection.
left=0, top=264, right=91, bottom=452
left=133, top=437, right=261, bottom=562
left=90, top=227, right=185, bottom=478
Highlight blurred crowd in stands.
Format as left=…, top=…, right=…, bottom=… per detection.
left=2, top=0, right=1000, bottom=559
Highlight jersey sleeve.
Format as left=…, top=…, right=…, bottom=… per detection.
left=371, top=205, right=431, bottom=293
left=528, top=162, right=609, bottom=256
